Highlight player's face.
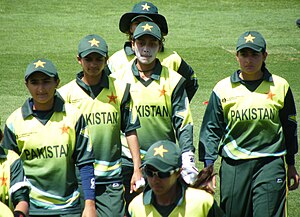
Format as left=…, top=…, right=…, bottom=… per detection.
left=78, top=52, right=107, bottom=78
left=146, top=166, right=180, bottom=197
left=132, top=35, right=161, bottom=65
left=26, top=72, right=59, bottom=110
left=236, top=48, right=267, bottom=80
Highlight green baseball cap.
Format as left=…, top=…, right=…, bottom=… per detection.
left=236, top=31, right=266, bottom=52
left=142, top=140, right=182, bottom=172
left=25, top=58, right=58, bottom=81
left=133, top=21, right=162, bottom=41
left=78, top=34, right=108, bottom=58
left=119, top=1, right=168, bottom=36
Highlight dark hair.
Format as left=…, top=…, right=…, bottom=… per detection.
left=191, top=164, right=217, bottom=195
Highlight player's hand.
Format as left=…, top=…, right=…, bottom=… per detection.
left=82, top=199, right=97, bottom=217
left=181, top=151, right=199, bottom=185
left=287, top=164, right=299, bottom=191
left=130, top=168, right=145, bottom=193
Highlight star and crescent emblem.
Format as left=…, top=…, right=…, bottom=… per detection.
left=33, top=60, right=46, bottom=68
left=244, top=34, right=255, bottom=43
left=88, top=38, right=100, bottom=47
left=153, top=145, right=168, bottom=157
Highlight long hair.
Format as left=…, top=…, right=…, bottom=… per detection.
left=191, top=164, right=217, bottom=195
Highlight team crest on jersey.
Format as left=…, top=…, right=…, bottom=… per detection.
left=60, top=124, right=69, bottom=134
left=266, top=91, right=275, bottom=100
left=159, top=87, right=167, bottom=96
left=107, top=92, right=118, bottom=104
left=0, top=175, right=8, bottom=187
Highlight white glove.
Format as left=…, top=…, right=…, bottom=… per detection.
left=135, top=177, right=146, bottom=189
left=181, top=151, right=199, bottom=185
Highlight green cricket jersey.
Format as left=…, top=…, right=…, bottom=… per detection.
left=2, top=94, right=94, bottom=215
left=58, top=68, right=140, bottom=184
left=199, top=70, right=298, bottom=165
left=108, top=42, right=198, bottom=101
left=128, top=183, right=225, bottom=217
left=0, top=146, right=29, bottom=211
left=118, top=59, right=194, bottom=165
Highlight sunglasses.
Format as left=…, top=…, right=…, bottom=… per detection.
left=143, top=167, right=179, bottom=179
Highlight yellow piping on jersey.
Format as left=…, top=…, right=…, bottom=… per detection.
left=224, top=140, right=287, bottom=160
left=94, top=159, right=121, bottom=177
left=29, top=183, right=80, bottom=209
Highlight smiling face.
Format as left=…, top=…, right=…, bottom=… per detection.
left=26, top=72, right=59, bottom=110
left=236, top=48, right=267, bottom=80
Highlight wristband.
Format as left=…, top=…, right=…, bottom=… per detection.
left=14, top=210, right=26, bottom=217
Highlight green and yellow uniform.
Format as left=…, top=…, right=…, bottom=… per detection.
left=128, top=183, right=225, bottom=217
left=199, top=69, right=298, bottom=216
left=108, top=44, right=198, bottom=101
left=119, top=59, right=194, bottom=165
left=199, top=70, right=297, bottom=164
left=58, top=68, right=139, bottom=184
left=118, top=58, right=194, bottom=212
left=58, top=68, right=140, bottom=216
left=2, top=94, right=94, bottom=215
left=0, top=146, right=29, bottom=211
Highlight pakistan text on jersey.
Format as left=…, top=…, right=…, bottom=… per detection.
left=24, top=144, right=69, bottom=160
left=136, top=105, right=169, bottom=117
left=85, top=112, right=118, bottom=125
left=230, top=108, right=276, bottom=121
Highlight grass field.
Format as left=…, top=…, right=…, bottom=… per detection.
left=1, top=0, right=299, bottom=215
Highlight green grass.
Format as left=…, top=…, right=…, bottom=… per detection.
left=1, top=0, right=299, bottom=215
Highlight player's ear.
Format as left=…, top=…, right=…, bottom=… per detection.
left=263, top=51, right=268, bottom=61
left=56, top=79, right=60, bottom=87
left=131, top=40, right=135, bottom=50
left=77, top=55, right=82, bottom=64
left=159, top=42, right=163, bottom=52
left=235, top=52, right=239, bottom=61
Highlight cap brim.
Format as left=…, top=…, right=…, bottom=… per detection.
left=80, top=49, right=107, bottom=58
left=25, top=69, right=56, bottom=80
left=141, top=158, right=174, bottom=172
left=131, top=15, right=153, bottom=22
left=119, top=12, right=168, bottom=36
left=236, top=44, right=263, bottom=52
